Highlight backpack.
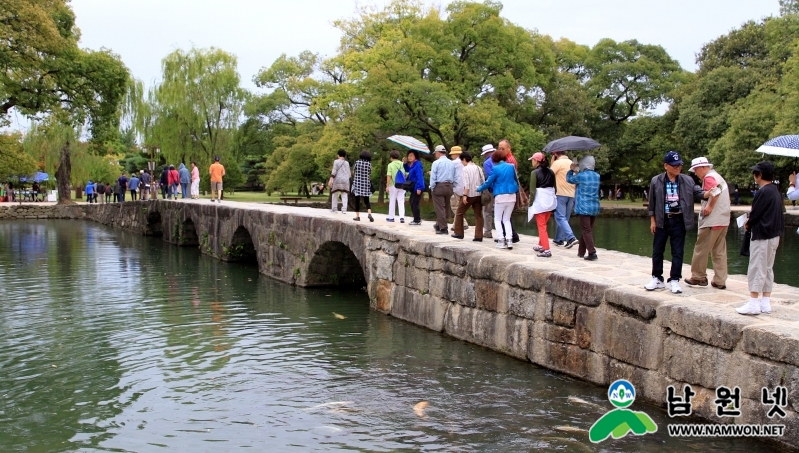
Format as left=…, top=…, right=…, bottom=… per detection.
left=394, top=169, right=407, bottom=189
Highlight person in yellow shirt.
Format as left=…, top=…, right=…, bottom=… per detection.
left=550, top=151, right=578, bottom=248
left=209, top=156, right=226, bottom=203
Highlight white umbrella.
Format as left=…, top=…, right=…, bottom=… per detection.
left=756, top=135, right=799, bottom=158
left=387, top=135, right=430, bottom=154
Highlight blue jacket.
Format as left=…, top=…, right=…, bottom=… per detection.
left=129, top=176, right=140, bottom=191
left=85, top=181, right=94, bottom=194
left=477, top=161, right=518, bottom=196
left=403, top=160, right=425, bottom=192
left=178, top=163, right=190, bottom=184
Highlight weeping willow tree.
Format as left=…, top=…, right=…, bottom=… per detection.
left=126, top=47, right=247, bottom=171
left=23, top=121, right=123, bottom=189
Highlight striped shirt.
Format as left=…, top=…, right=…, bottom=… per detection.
left=461, top=162, right=485, bottom=197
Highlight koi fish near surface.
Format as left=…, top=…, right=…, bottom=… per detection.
left=567, top=396, right=604, bottom=410
left=413, top=401, right=429, bottom=418
left=333, top=312, right=346, bottom=319
left=304, top=401, right=354, bottom=411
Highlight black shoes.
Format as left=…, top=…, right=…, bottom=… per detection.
left=584, top=253, right=598, bottom=261
left=451, top=234, right=464, bottom=239
left=564, top=238, right=579, bottom=249
left=473, top=238, right=483, bottom=242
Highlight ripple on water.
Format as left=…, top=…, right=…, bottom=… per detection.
left=0, top=220, right=779, bottom=452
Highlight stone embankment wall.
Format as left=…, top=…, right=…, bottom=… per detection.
left=2, top=202, right=799, bottom=451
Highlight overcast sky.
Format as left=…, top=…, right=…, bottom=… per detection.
left=5, top=0, right=782, bottom=130
left=69, top=0, right=780, bottom=90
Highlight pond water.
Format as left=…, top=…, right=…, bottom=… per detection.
left=513, top=214, right=799, bottom=288
left=0, top=220, right=777, bottom=452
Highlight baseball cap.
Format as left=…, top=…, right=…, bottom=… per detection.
left=214, top=155, right=220, bottom=161
left=528, top=152, right=545, bottom=162
left=481, top=144, right=496, bottom=156
left=434, top=145, right=447, bottom=153
left=750, top=161, right=775, bottom=175
left=664, top=151, right=683, bottom=166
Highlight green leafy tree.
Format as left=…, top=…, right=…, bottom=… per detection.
left=0, top=133, right=38, bottom=181
left=0, top=0, right=129, bottom=204
left=127, top=48, right=246, bottom=181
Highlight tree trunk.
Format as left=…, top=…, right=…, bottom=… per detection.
left=627, top=182, right=636, bottom=203
left=55, top=139, right=75, bottom=205
left=378, top=152, right=387, bottom=204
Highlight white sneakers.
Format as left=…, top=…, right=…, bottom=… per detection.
left=643, top=277, right=681, bottom=294
left=644, top=277, right=665, bottom=291
left=737, top=298, right=772, bottom=315
left=669, top=280, right=682, bottom=294
left=736, top=300, right=761, bottom=315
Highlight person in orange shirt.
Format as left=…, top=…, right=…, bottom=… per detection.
left=209, top=156, right=226, bottom=203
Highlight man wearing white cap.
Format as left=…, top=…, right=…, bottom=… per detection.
left=481, top=144, right=496, bottom=238
left=684, top=157, right=731, bottom=289
left=430, top=145, right=456, bottom=234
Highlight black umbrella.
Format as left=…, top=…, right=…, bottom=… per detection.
left=543, top=136, right=601, bottom=153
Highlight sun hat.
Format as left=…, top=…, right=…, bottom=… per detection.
left=449, top=146, right=462, bottom=155
left=528, top=152, right=545, bottom=162
left=481, top=144, right=496, bottom=156
left=688, top=157, right=713, bottom=172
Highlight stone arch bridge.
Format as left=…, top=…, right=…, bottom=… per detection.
left=10, top=199, right=799, bottom=451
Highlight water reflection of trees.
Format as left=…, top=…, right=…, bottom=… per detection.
left=0, top=220, right=126, bottom=451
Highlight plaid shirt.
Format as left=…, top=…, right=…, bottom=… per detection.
left=566, top=169, right=600, bottom=216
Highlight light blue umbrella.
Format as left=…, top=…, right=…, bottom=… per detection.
left=387, top=135, right=430, bottom=154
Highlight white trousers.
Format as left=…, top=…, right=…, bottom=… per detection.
left=388, top=186, right=406, bottom=219
left=332, top=191, right=348, bottom=212
left=494, top=201, right=514, bottom=241
left=191, top=179, right=200, bottom=197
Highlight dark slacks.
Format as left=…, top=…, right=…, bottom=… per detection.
left=432, top=182, right=453, bottom=231
left=651, top=214, right=686, bottom=282
left=454, top=195, right=483, bottom=239
left=409, top=190, right=422, bottom=222
left=578, top=215, right=596, bottom=256
left=353, top=195, right=371, bottom=213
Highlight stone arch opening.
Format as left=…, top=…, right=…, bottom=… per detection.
left=306, top=241, right=366, bottom=288
left=145, top=211, right=162, bottom=236
left=178, top=218, right=199, bottom=246
left=225, top=226, right=257, bottom=264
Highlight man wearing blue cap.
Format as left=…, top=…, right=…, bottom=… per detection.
left=644, top=151, right=705, bottom=294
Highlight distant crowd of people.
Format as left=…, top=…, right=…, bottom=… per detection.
left=84, top=157, right=226, bottom=203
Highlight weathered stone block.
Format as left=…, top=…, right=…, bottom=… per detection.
left=375, top=279, right=392, bottom=313
left=475, top=279, right=503, bottom=312
left=390, top=287, right=448, bottom=332
left=528, top=338, right=610, bottom=385
left=545, top=272, right=608, bottom=307
left=552, top=298, right=577, bottom=328
left=505, top=262, right=551, bottom=291
left=444, top=304, right=528, bottom=360
left=660, top=303, right=756, bottom=350
left=507, top=285, right=537, bottom=319
left=741, top=324, right=799, bottom=367
left=370, top=251, right=394, bottom=281
left=576, top=306, right=663, bottom=370
left=603, top=286, right=667, bottom=321
left=429, top=272, right=476, bottom=307
left=662, top=334, right=729, bottom=389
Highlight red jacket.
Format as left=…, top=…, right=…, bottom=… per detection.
left=168, top=169, right=179, bottom=185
